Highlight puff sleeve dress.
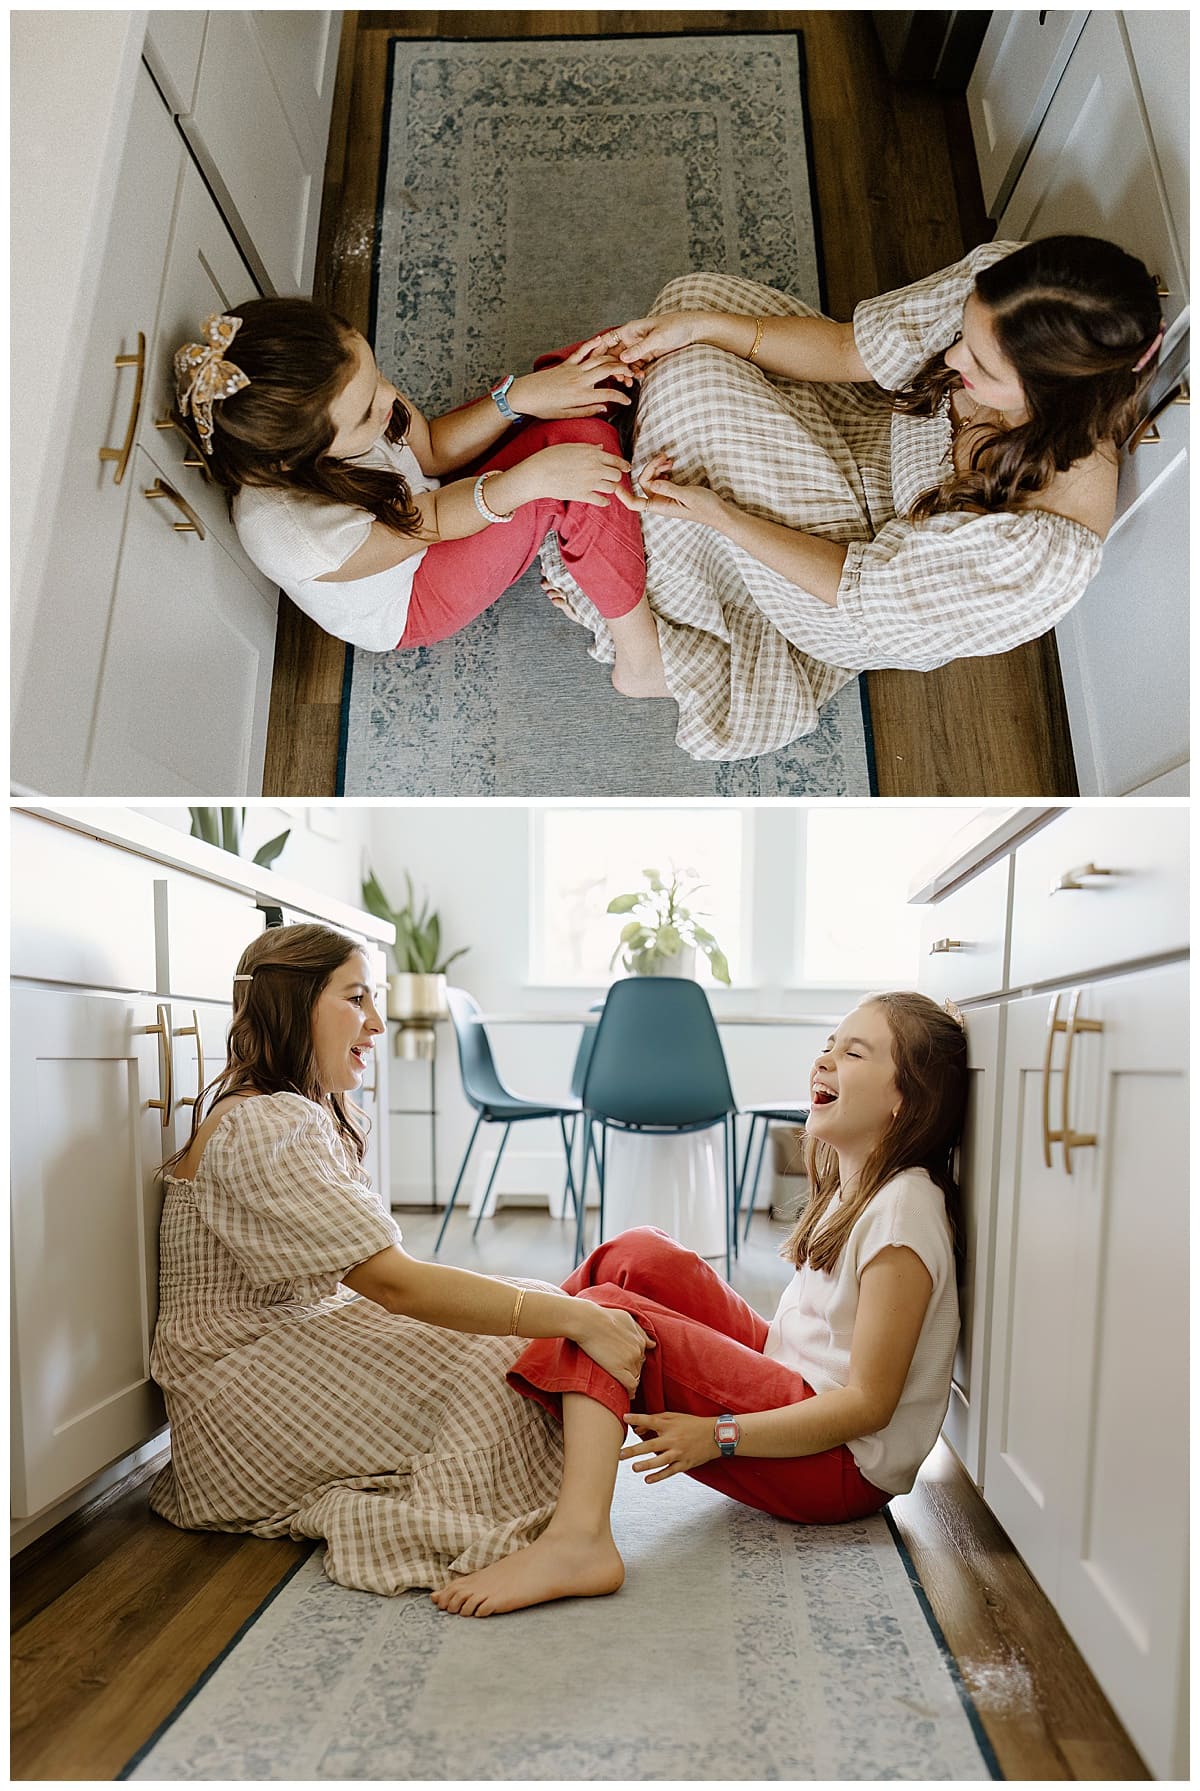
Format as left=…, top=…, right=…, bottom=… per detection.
left=148, top=1093, right=563, bottom=1595
left=540, top=244, right=1104, bottom=761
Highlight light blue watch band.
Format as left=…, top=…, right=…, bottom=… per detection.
left=489, top=373, right=521, bottom=422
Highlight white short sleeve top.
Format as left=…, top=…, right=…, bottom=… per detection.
left=763, top=1168, right=959, bottom=1494
left=233, top=436, right=438, bottom=651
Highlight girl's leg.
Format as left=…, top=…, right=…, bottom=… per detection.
left=564, top=1226, right=769, bottom=1351
left=430, top=1395, right=626, bottom=1618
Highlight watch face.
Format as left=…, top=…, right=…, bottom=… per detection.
left=715, top=1417, right=738, bottom=1447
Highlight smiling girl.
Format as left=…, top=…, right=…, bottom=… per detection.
left=432, top=991, right=968, bottom=1616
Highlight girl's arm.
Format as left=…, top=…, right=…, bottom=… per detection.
left=583, top=309, right=871, bottom=385
left=343, top=1244, right=653, bottom=1393
left=622, top=1245, right=933, bottom=1479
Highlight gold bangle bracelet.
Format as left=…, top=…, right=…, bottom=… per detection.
left=508, top=1287, right=526, bottom=1336
left=747, top=317, right=765, bottom=364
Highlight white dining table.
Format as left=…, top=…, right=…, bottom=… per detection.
left=467, top=1010, right=832, bottom=1258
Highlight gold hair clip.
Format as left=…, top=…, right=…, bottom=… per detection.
left=174, top=313, right=251, bottom=455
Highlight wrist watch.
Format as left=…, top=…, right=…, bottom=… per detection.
left=714, top=1413, right=740, bottom=1457
left=489, top=373, right=522, bottom=422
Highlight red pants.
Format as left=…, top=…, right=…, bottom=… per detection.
left=508, top=1227, right=891, bottom=1525
left=399, top=414, right=645, bottom=648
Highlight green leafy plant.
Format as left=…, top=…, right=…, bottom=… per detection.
left=607, top=865, right=731, bottom=984
left=189, top=807, right=289, bottom=870
left=361, top=868, right=469, bottom=975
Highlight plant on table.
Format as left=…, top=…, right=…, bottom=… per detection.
left=607, top=865, right=731, bottom=984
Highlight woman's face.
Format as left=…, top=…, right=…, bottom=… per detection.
left=311, top=950, right=385, bottom=1093
left=806, top=1002, right=902, bottom=1161
left=326, top=332, right=399, bottom=459
left=943, top=292, right=1027, bottom=419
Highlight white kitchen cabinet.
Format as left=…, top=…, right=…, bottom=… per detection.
left=943, top=1002, right=1003, bottom=1490
left=967, top=10, right=1088, bottom=215
left=11, top=987, right=170, bottom=1518
left=1121, top=10, right=1189, bottom=270
left=918, top=855, right=1010, bottom=1006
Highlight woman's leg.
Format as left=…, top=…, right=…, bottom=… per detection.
left=430, top=1394, right=626, bottom=1617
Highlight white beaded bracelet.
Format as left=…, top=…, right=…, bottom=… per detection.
left=473, top=470, right=515, bottom=524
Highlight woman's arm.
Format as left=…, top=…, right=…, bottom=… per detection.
left=621, top=1245, right=933, bottom=1479
left=343, top=1244, right=653, bottom=1393
left=584, top=309, right=871, bottom=384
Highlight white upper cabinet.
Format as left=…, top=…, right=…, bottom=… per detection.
left=967, top=10, right=1088, bottom=215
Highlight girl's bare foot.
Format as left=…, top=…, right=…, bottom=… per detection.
left=430, top=1529, right=624, bottom=1618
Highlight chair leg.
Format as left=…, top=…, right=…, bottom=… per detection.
left=723, top=1116, right=733, bottom=1282
left=559, top=1114, right=579, bottom=1222
left=434, top=1112, right=483, bottom=1255
left=744, top=1120, right=771, bottom=1243
left=733, top=1115, right=759, bottom=1247
left=574, top=1117, right=591, bottom=1267
left=597, top=1123, right=608, bottom=1249
left=472, top=1121, right=512, bottom=1238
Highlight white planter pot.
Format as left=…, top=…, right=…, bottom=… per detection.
left=635, top=945, right=697, bottom=980
left=388, top=972, right=447, bottom=1022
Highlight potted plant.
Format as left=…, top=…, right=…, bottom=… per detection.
left=189, top=806, right=289, bottom=869
left=607, top=866, right=731, bottom=984
left=361, top=869, right=469, bottom=1048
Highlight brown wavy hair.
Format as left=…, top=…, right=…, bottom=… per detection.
left=783, top=993, right=968, bottom=1277
left=891, top=236, right=1162, bottom=520
left=161, top=923, right=370, bottom=1175
left=177, top=298, right=423, bottom=535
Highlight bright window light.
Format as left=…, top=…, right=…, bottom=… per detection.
left=801, top=808, right=986, bottom=986
left=534, top=808, right=746, bottom=986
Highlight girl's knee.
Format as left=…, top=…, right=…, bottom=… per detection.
left=541, top=416, right=618, bottom=450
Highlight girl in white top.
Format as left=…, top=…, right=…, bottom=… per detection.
left=171, top=301, right=668, bottom=696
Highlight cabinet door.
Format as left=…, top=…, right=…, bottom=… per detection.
left=359, top=949, right=391, bottom=1201
left=11, top=987, right=169, bottom=1517
left=1054, top=962, right=1189, bottom=1781
left=84, top=442, right=277, bottom=796
left=942, top=1002, right=1003, bottom=1490
left=966, top=10, right=1088, bottom=214
left=166, top=998, right=235, bottom=1161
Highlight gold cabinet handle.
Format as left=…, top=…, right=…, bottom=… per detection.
left=1042, top=992, right=1065, bottom=1168
left=139, top=1003, right=175, bottom=1129
left=1050, top=862, right=1113, bottom=894
left=174, top=1009, right=205, bottom=1109
left=928, top=938, right=964, bottom=954
left=144, top=478, right=207, bottom=539
left=1061, top=989, right=1102, bottom=1175
left=1150, top=275, right=1172, bottom=298
left=1127, top=380, right=1190, bottom=452
left=98, top=331, right=146, bottom=486
left=155, top=414, right=210, bottom=476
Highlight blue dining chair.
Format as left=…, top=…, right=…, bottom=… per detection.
left=734, top=1104, right=809, bottom=1245
left=435, top=987, right=580, bottom=1254
left=562, top=1006, right=603, bottom=1222
left=576, top=977, right=738, bottom=1278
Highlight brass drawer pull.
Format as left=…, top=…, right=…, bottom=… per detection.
left=174, top=1009, right=205, bottom=1109
left=144, top=478, right=207, bottom=539
left=155, top=414, right=209, bottom=476
left=1151, top=275, right=1171, bottom=298
left=1050, top=862, right=1113, bottom=894
left=1061, top=989, right=1102, bottom=1175
left=139, top=1004, right=175, bottom=1129
left=1042, top=992, right=1065, bottom=1168
left=928, top=938, right=964, bottom=955
left=98, top=331, right=146, bottom=486
left=1127, top=380, right=1189, bottom=452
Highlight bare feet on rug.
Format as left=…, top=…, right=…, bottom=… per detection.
left=430, top=1529, right=625, bottom=1618
left=539, top=575, right=586, bottom=623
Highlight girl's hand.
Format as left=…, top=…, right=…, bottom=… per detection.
left=619, top=1410, right=721, bottom=1482
left=574, top=1306, right=655, bottom=1394
left=518, top=441, right=633, bottom=508
left=613, top=453, right=725, bottom=526
left=509, top=343, right=638, bottom=420
left=578, top=310, right=710, bottom=374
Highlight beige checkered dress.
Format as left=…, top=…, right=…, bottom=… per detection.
left=148, top=1093, right=563, bottom=1595
left=542, top=243, right=1104, bottom=760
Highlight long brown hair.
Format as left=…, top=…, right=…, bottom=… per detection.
left=161, top=923, right=370, bottom=1175
left=891, top=235, right=1162, bottom=519
left=178, top=298, right=423, bottom=535
left=784, top=992, right=968, bottom=1276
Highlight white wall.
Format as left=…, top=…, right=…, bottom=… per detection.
left=366, top=805, right=879, bottom=1213
left=134, top=805, right=372, bottom=911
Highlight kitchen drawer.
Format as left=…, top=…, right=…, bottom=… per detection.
left=1009, top=808, right=1188, bottom=987
left=918, top=857, right=1011, bottom=1004
left=967, top=10, right=1088, bottom=215
left=144, top=11, right=208, bottom=115
left=154, top=874, right=267, bottom=1001
left=11, top=813, right=158, bottom=992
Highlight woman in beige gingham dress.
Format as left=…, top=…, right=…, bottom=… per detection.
left=544, top=236, right=1162, bottom=760
left=149, top=924, right=650, bottom=1601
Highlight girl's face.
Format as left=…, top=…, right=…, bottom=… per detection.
left=326, top=332, right=399, bottom=459
left=943, top=292, right=1027, bottom=419
left=311, top=950, right=385, bottom=1093
left=806, top=1002, right=902, bottom=1163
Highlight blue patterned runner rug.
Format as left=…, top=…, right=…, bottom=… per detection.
left=121, top=1467, right=999, bottom=1779
left=338, top=32, right=875, bottom=796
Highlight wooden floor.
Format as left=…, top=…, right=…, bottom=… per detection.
left=12, top=1210, right=1144, bottom=1781
left=261, top=9, right=1077, bottom=798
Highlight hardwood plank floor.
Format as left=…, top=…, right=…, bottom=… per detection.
left=11, top=1210, right=1144, bottom=1781
left=261, top=10, right=1076, bottom=797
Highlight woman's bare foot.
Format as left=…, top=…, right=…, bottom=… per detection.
left=430, top=1528, right=624, bottom=1618
left=612, top=653, right=671, bottom=699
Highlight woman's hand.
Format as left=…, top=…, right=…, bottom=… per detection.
left=511, top=441, right=633, bottom=508
left=579, top=310, right=712, bottom=374
left=619, top=1410, right=721, bottom=1482
left=573, top=1305, right=656, bottom=1394
left=509, top=342, right=637, bottom=420
left=613, top=453, right=727, bottom=527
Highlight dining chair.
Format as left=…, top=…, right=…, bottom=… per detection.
left=576, top=977, right=738, bottom=1278
left=435, top=987, right=580, bottom=1255
left=562, top=1006, right=603, bottom=1222
left=734, top=1104, right=809, bottom=1246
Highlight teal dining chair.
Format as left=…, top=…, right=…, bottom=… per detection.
left=733, top=1104, right=809, bottom=1246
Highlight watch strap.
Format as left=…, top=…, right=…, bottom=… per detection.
left=489, top=373, right=521, bottom=422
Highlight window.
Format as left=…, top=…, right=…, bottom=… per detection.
left=799, top=807, right=987, bottom=986
left=532, top=807, right=747, bottom=986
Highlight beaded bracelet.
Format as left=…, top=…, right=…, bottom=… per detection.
left=473, top=469, right=515, bottom=524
